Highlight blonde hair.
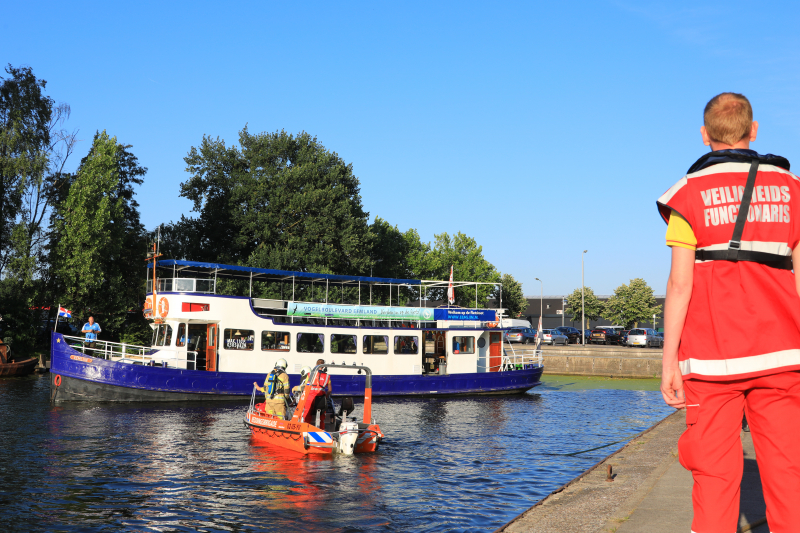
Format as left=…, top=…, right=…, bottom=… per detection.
left=703, top=93, right=753, bottom=146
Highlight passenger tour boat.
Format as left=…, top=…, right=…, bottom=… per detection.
left=50, top=255, right=543, bottom=401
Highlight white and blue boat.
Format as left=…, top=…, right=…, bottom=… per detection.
left=50, top=259, right=542, bottom=401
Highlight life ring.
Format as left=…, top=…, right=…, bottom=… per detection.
left=157, top=297, right=169, bottom=318
left=487, top=322, right=498, bottom=328
left=143, top=297, right=154, bottom=318
left=54, top=374, right=62, bottom=387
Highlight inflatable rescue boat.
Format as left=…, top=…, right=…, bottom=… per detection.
left=245, top=363, right=384, bottom=455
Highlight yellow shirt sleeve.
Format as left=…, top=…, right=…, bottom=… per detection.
left=666, top=211, right=697, bottom=250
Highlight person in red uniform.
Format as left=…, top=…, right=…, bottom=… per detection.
left=659, top=92, right=800, bottom=533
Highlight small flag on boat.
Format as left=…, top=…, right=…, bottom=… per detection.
left=447, top=265, right=455, bottom=305
left=535, top=315, right=543, bottom=350
left=58, top=307, right=72, bottom=318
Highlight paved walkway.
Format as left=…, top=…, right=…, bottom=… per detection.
left=497, top=410, right=768, bottom=533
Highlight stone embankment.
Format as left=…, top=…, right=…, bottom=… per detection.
left=505, top=344, right=663, bottom=379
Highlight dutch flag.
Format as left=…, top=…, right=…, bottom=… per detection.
left=58, top=307, right=72, bottom=318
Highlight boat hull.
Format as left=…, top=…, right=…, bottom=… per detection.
left=50, top=332, right=543, bottom=402
left=0, top=357, right=38, bottom=377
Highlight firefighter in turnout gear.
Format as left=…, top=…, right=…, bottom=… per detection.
left=291, top=366, right=312, bottom=400
left=254, top=359, right=290, bottom=418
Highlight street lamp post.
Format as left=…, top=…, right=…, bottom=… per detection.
left=582, top=250, right=587, bottom=345
left=535, top=277, right=543, bottom=329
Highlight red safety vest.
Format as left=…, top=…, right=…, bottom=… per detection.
left=301, top=370, right=330, bottom=422
left=657, top=152, right=800, bottom=380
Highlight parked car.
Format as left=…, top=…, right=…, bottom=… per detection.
left=627, top=328, right=663, bottom=348
left=536, top=329, right=568, bottom=345
left=590, top=328, right=621, bottom=345
left=583, top=330, right=592, bottom=342
left=504, top=328, right=525, bottom=343
left=554, top=326, right=581, bottom=344
left=620, top=330, right=630, bottom=346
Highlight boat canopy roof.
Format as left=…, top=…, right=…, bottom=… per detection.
left=152, top=259, right=423, bottom=286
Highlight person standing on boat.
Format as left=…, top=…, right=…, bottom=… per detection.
left=81, top=316, right=101, bottom=349
left=291, top=366, right=312, bottom=399
left=254, top=359, right=290, bottom=418
left=313, top=358, right=333, bottom=397
left=659, top=92, right=800, bottom=532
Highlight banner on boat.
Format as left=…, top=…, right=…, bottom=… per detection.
left=287, top=302, right=496, bottom=321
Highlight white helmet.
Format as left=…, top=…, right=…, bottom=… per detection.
left=274, top=358, right=288, bottom=370
left=300, top=366, right=312, bottom=377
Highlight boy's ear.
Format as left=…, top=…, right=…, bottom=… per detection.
left=700, top=126, right=712, bottom=146
left=749, top=121, right=758, bottom=142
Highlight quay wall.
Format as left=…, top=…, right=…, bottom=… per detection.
left=506, top=345, right=663, bottom=379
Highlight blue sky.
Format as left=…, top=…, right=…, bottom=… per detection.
left=4, top=1, right=800, bottom=297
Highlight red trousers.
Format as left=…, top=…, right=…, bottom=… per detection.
left=679, top=371, right=800, bottom=532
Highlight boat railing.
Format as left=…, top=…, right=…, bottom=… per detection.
left=60, top=335, right=198, bottom=369
left=500, top=341, right=543, bottom=371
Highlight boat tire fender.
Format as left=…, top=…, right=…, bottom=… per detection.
left=54, top=374, right=62, bottom=387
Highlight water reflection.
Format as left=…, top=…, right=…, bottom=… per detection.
left=0, top=375, right=672, bottom=532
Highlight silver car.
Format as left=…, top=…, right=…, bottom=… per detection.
left=539, top=329, right=569, bottom=346
left=627, top=328, right=663, bottom=348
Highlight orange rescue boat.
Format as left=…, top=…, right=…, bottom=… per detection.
left=244, top=364, right=384, bottom=455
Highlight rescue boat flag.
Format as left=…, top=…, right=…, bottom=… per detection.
left=447, top=265, right=455, bottom=305
left=58, top=307, right=72, bottom=318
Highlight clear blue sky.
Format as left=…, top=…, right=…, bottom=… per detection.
left=4, top=1, right=800, bottom=296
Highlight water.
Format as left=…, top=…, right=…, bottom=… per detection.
left=0, top=374, right=672, bottom=532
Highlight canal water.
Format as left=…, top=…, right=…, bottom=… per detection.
left=0, top=374, right=672, bottom=532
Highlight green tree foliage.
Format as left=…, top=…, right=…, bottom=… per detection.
left=53, top=131, right=128, bottom=332
left=177, top=127, right=372, bottom=277
left=491, top=273, right=527, bottom=318
left=0, top=65, right=53, bottom=274
left=426, top=232, right=499, bottom=307
left=602, top=278, right=662, bottom=329
left=565, top=286, right=604, bottom=329
left=367, top=218, right=431, bottom=305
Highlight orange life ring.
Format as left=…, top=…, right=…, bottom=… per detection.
left=143, top=297, right=154, bottom=318
left=487, top=322, right=498, bottom=328
left=157, top=297, right=169, bottom=318
left=54, top=374, right=62, bottom=387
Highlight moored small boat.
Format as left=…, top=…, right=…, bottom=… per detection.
left=245, top=364, right=384, bottom=455
left=0, top=343, right=38, bottom=377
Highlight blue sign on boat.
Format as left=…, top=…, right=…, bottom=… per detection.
left=434, top=308, right=497, bottom=321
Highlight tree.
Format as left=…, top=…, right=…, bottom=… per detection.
left=565, top=286, right=604, bottom=329
left=602, top=278, right=662, bottom=329
left=180, top=128, right=372, bottom=276
left=53, top=131, right=125, bottom=327
left=491, top=273, right=527, bottom=318
left=426, top=232, right=499, bottom=307
left=0, top=65, right=53, bottom=276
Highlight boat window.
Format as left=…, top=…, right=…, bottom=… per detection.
left=262, top=331, right=291, bottom=351
left=452, top=336, right=475, bottom=354
left=297, top=333, right=324, bottom=353
left=176, top=324, right=186, bottom=347
left=363, top=335, right=389, bottom=354
left=195, top=279, right=214, bottom=293
left=163, top=325, right=173, bottom=346
left=223, top=328, right=254, bottom=351
left=394, top=336, right=419, bottom=354
left=176, top=279, right=194, bottom=292
left=331, top=334, right=357, bottom=354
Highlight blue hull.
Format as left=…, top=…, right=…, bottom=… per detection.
left=50, top=333, right=543, bottom=401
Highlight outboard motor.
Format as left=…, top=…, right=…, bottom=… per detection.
left=336, top=421, right=359, bottom=455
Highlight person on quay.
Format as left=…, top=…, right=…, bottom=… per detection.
left=659, top=92, right=800, bottom=532
left=81, top=316, right=101, bottom=350
left=254, top=359, right=291, bottom=418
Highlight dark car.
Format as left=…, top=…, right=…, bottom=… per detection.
left=554, top=326, right=581, bottom=344
left=590, top=327, right=621, bottom=345
left=620, top=330, right=630, bottom=346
